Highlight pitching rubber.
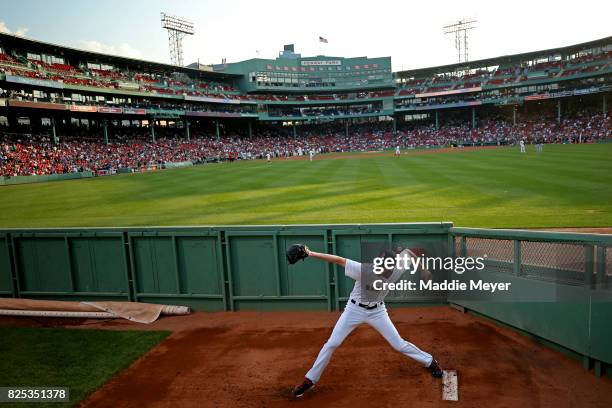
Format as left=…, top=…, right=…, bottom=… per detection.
left=442, top=370, right=458, bottom=401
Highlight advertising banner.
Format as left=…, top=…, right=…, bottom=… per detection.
left=69, top=105, right=97, bottom=112
left=97, top=107, right=123, bottom=114
left=123, top=108, right=146, bottom=115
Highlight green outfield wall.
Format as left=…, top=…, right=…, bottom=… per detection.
left=0, top=223, right=610, bottom=372
left=0, top=223, right=451, bottom=312
left=0, top=172, right=94, bottom=185
left=448, top=227, right=612, bottom=375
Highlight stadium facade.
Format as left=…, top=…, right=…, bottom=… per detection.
left=0, top=33, right=610, bottom=139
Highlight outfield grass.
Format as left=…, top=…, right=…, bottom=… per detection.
left=0, top=327, right=169, bottom=407
left=0, top=143, right=611, bottom=228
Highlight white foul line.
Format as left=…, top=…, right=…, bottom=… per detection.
left=442, top=370, right=458, bottom=401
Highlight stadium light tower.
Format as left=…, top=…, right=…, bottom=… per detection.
left=161, top=12, right=195, bottom=66
left=443, top=18, right=477, bottom=63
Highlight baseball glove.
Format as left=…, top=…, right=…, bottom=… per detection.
left=286, top=244, right=309, bottom=265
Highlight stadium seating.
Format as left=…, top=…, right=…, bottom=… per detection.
left=1, top=113, right=609, bottom=177
left=492, top=67, right=516, bottom=77
left=89, top=68, right=125, bottom=79
left=398, top=88, right=419, bottom=96
left=1, top=43, right=610, bottom=106
left=0, top=53, right=18, bottom=63
left=425, top=85, right=452, bottom=93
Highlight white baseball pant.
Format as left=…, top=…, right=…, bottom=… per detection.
left=305, top=302, right=433, bottom=383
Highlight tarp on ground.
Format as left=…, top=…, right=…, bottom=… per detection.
left=0, top=298, right=190, bottom=324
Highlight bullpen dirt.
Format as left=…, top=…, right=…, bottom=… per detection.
left=2, top=306, right=607, bottom=407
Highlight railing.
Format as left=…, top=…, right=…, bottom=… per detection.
left=449, top=227, right=612, bottom=375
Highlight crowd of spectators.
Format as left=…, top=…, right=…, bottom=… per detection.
left=3, top=89, right=258, bottom=115
left=0, top=54, right=239, bottom=100
left=0, top=114, right=609, bottom=177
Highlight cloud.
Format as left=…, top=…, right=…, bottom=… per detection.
left=15, top=27, right=29, bottom=37
left=79, top=40, right=143, bottom=59
left=0, top=21, right=28, bottom=37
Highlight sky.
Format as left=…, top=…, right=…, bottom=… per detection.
left=1, top=0, right=610, bottom=71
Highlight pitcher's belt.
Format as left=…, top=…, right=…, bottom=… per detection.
left=350, top=299, right=383, bottom=310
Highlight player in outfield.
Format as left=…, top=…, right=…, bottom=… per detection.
left=287, top=245, right=443, bottom=398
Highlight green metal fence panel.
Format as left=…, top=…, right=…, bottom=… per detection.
left=452, top=291, right=591, bottom=355
left=227, top=234, right=278, bottom=297
left=589, top=246, right=612, bottom=365
left=125, top=229, right=225, bottom=310
left=7, top=231, right=130, bottom=300
left=131, top=236, right=178, bottom=294
left=277, top=234, right=327, bottom=297
left=223, top=226, right=335, bottom=311
left=589, top=290, right=612, bottom=365
left=0, top=233, right=12, bottom=296
left=70, top=237, right=128, bottom=293
left=175, top=236, right=222, bottom=296
left=15, top=237, right=73, bottom=293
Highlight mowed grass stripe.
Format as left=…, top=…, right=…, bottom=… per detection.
left=0, top=143, right=610, bottom=228
left=401, top=147, right=611, bottom=206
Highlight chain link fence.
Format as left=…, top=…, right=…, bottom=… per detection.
left=454, top=237, right=461, bottom=258
left=520, top=241, right=586, bottom=285
left=465, top=237, right=514, bottom=275
left=452, top=233, right=609, bottom=287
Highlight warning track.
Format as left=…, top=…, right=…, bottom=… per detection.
left=280, top=145, right=503, bottom=161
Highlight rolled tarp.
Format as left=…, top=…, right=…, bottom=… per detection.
left=0, top=298, right=191, bottom=324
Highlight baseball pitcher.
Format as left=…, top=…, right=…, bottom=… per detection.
left=286, top=245, right=443, bottom=398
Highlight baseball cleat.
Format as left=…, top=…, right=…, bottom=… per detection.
left=292, top=378, right=314, bottom=398
left=428, top=358, right=443, bottom=378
